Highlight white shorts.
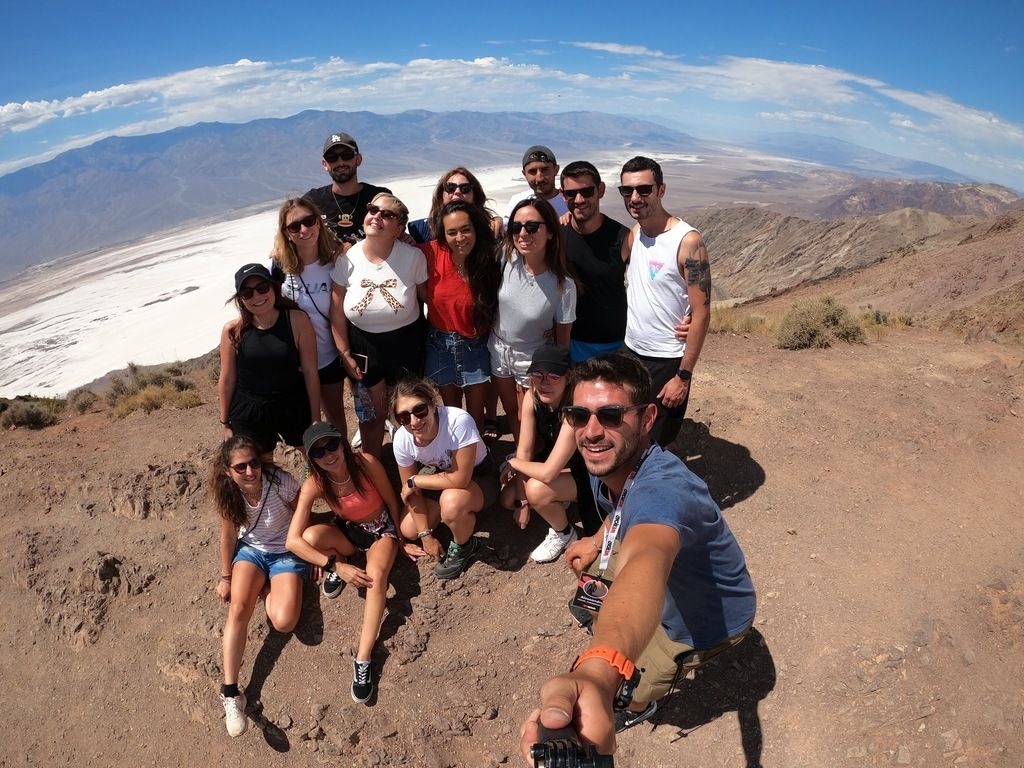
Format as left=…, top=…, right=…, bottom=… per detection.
left=488, top=334, right=534, bottom=388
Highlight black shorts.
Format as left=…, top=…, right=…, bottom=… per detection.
left=623, top=347, right=689, bottom=448
left=318, top=356, right=345, bottom=386
left=334, top=510, right=398, bottom=551
left=348, top=318, right=426, bottom=388
left=228, top=384, right=311, bottom=454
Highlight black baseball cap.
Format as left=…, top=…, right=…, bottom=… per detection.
left=323, top=132, right=359, bottom=156
left=233, top=263, right=276, bottom=292
left=528, top=345, right=571, bottom=375
left=302, top=421, right=343, bottom=455
left=522, top=145, right=557, bottom=167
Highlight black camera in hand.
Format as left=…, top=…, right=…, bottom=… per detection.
left=531, top=724, right=613, bottom=768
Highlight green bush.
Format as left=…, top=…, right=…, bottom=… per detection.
left=106, top=362, right=202, bottom=417
left=0, top=400, right=62, bottom=429
left=776, top=296, right=865, bottom=350
left=67, top=388, right=99, bottom=414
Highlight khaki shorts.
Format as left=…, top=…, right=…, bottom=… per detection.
left=585, top=543, right=751, bottom=704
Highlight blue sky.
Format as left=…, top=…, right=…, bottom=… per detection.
left=2, top=1, right=1022, bottom=189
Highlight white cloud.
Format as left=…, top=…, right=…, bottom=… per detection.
left=877, top=86, right=1024, bottom=145
left=757, top=110, right=869, bottom=126
left=566, top=41, right=674, bottom=59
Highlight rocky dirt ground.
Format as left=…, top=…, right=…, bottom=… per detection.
left=1, top=327, right=1022, bottom=767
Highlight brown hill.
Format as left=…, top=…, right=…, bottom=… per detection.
left=2, top=329, right=1023, bottom=767
left=812, top=179, right=1020, bottom=219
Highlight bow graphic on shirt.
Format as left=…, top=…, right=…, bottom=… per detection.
left=352, top=278, right=403, bottom=315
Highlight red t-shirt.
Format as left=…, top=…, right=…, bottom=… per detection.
left=419, top=241, right=479, bottom=339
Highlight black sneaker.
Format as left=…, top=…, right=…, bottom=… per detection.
left=322, top=571, right=344, bottom=599
left=433, top=536, right=483, bottom=580
left=614, top=700, right=658, bottom=733
left=351, top=659, right=374, bottom=704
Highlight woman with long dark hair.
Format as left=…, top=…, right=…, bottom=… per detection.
left=210, top=435, right=307, bottom=738
left=419, top=200, right=500, bottom=433
left=407, top=166, right=503, bottom=243
left=218, top=263, right=320, bottom=457
left=487, top=197, right=576, bottom=442
left=271, top=197, right=347, bottom=434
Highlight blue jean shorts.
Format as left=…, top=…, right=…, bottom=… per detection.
left=234, top=542, right=310, bottom=579
left=426, top=326, right=491, bottom=388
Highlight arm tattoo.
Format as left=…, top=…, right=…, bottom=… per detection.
left=684, top=246, right=712, bottom=307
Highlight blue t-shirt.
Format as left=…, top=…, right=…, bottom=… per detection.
left=590, top=444, right=756, bottom=648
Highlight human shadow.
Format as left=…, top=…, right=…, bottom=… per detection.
left=669, top=420, right=766, bottom=511
left=245, top=628, right=293, bottom=752
left=365, top=550, right=420, bottom=704
left=653, top=628, right=776, bottom=767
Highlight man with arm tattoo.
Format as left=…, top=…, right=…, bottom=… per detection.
left=618, top=155, right=711, bottom=447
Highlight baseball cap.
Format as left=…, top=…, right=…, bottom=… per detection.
left=323, top=132, right=359, bottom=156
left=234, top=263, right=276, bottom=292
left=522, top=145, right=557, bottom=167
left=302, top=421, right=343, bottom=455
left=528, top=345, right=571, bottom=376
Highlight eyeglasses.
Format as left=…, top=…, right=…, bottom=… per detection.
left=617, top=184, right=656, bottom=198
left=284, top=214, right=319, bottom=233
left=561, top=186, right=597, bottom=200
left=561, top=405, right=646, bottom=429
left=394, top=402, right=430, bottom=426
left=230, top=457, right=262, bottom=473
left=238, top=281, right=272, bottom=300
left=324, top=148, right=357, bottom=162
left=444, top=182, right=473, bottom=195
left=530, top=371, right=564, bottom=384
left=510, top=220, right=544, bottom=235
left=366, top=204, right=400, bottom=222
left=308, top=436, right=341, bottom=460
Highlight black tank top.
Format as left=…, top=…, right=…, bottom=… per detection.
left=236, top=311, right=301, bottom=396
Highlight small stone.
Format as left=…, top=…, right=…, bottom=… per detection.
left=786, top=529, right=797, bottom=535
left=766, top=591, right=778, bottom=599
left=962, top=648, right=976, bottom=666
left=809, top=553, right=818, bottom=559
left=896, top=745, right=911, bottom=764
left=312, top=703, right=329, bottom=722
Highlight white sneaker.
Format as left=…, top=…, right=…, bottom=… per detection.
left=221, top=692, right=247, bottom=737
left=350, top=428, right=362, bottom=450
left=530, top=527, right=578, bottom=563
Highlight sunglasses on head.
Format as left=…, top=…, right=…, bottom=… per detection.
left=618, top=184, right=656, bottom=198
left=285, top=214, right=319, bottom=233
left=561, top=186, right=597, bottom=200
left=230, top=457, right=261, bottom=473
left=324, top=148, right=357, bottom=162
left=510, top=220, right=544, bottom=235
left=238, top=281, right=272, bottom=300
left=395, top=402, right=430, bottom=426
left=444, top=182, right=473, bottom=195
left=309, top=436, right=341, bottom=460
left=366, top=203, right=400, bottom=222
left=561, top=404, right=646, bottom=429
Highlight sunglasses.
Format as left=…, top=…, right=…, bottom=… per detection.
left=561, top=186, right=597, bottom=200
left=285, top=214, right=319, bottom=233
left=238, top=281, right=272, bottom=300
left=366, top=203, right=400, bottom=222
left=324, top=149, right=357, bottom=162
left=395, top=402, right=431, bottom=426
left=561, top=404, right=646, bottom=429
left=530, top=371, right=564, bottom=384
left=618, top=184, right=656, bottom=198
left=230, top=457, right=262, bottom=473
left=444, top=182, right=474, bottom=195
left=510, top=220, right=544, bottom=235
left=308, top=436, right=341, bottom=460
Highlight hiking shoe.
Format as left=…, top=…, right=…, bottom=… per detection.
left=322, top=571, right=344, bottom=599
left=221, top=692, right=248, bottom=737
left=434, top=536, right=483, bottom=580
left=614, top=700, right=658, bottom=733
left=351, top=660, right=374, bottom=704
left=530, top=527, right=578, bottom=563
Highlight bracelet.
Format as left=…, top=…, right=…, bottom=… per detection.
left=417, top=528, right=434, bottom=539
left=589, top=536, right=600, bottom=552
left=219, top=574, right=232, bottom=582
left=220, top=420, right=230, bottom=426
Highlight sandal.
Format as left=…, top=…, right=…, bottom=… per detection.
left=482, top=418, right=500, bottom=442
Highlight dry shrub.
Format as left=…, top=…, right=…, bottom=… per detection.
left=711, top=306, right=772, bottom=335
left=776, top=296, right=865, bottom=350
left=67, top=388, right=98, bottom=414
left=113, top=383, right=203, bottom=418
left=0, top=399, right=63, bottom=430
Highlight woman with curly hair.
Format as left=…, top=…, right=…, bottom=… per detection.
left=210, top=435, right=307, bottom=738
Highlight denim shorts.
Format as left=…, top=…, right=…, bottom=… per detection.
left=234, top=542, right=310, bottom=579
left=426, top=327, right=491, bottom=388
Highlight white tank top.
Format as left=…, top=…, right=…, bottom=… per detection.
left=624, top=219, right=696, bottom=358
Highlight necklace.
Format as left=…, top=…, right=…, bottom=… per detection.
left=331, top=185, right=363, bottom=230
left=329, top=474, right=353, bottom=486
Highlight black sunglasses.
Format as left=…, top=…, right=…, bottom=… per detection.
left=284, top=214, right=319, bottom=233
left=444, top=182, right=474, bottom=195
left=395, top=402, right=431, bottom=426
left=561, top=404, right=646, bottom=429
left=510, top=220, right=544, bottom=235
left=366, top=203, right=400, bottom=222
left=238, top=281, right=272, bottom=300
left=324, top=148, right=357, bottom=162
left=230, top=457, right=261, bottom=473
left=561, top=186, right=597, bottom=200
left=309, top=436, right=341, bottom=460
left=618, top=184, right=656, bottom=198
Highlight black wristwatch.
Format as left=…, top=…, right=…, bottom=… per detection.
left=324, top=554, right=337, bottom=573
left=676, top=368, right=693, bottom=382
left=407, top=476, right=417, bottom=489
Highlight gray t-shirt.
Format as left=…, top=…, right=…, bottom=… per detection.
left=492, top=252, right=576, bottom=349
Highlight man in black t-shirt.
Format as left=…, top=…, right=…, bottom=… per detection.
left=560, top=161, right=630, bottom=363
left=305, top=132, right=391, bottom=250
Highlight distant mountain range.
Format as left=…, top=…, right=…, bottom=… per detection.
left=0, top=110, right=1019, bottom=281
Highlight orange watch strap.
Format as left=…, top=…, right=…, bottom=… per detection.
left=572, top=646, right=637, bottom=679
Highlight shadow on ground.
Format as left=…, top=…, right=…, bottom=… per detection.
left=672, top=420, right=766, bottom=510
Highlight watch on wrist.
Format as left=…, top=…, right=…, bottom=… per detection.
left=407, top=476, right=417, bottom=489
left=676, top=368, right=692, bottom=382
left=572, top=646, right=642, bottom=710
left=417, top=528, right=433, bottom=539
